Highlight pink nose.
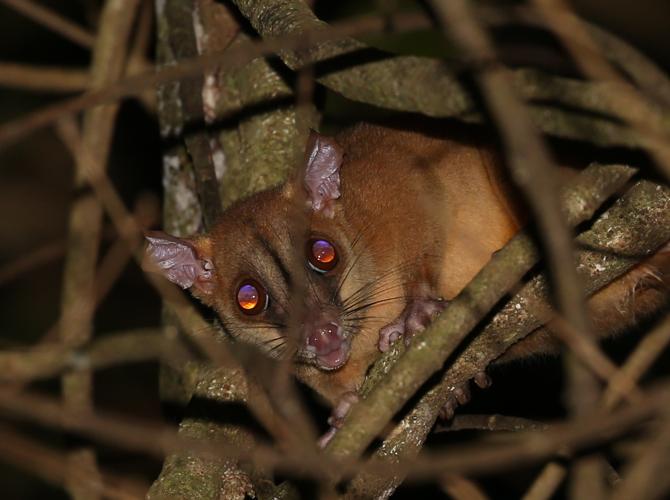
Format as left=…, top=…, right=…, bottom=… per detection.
left=317, top=322, right=338, bottom=336
left=306, top=322, right=342, bottom=355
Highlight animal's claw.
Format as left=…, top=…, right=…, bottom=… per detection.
left=474, top=370, right=492, bottom=389
left=318, top=391, right=359, bottom=448
left=439, top=371, right=492, bottom=421
left=378, top=297, right=448, bottom=352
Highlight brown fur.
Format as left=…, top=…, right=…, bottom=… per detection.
left=189, top=122, right=669, bottom=406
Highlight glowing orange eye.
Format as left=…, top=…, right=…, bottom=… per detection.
left=307, top=238, right=338, bottom=273
left=236, top=280, right=268, bottom=315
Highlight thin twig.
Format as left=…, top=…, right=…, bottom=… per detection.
left=0, top=0, right=95, bottom=48
left=522, top=462, right=568, bottom=500
left=477, top=4, right=670, bottom=109
left=58, top=108, right=319, bottom=456
left=610, top=409, right=670, bottom=500
left=0, top=239, right=65, bottom=287
left=0, top=379, right=669, bottom=483
left=603, top=315, right=670, bottom=410
left=0, top=389, right=330, bottom=479
left=441, top=474, right=490, bottom=500
left=327, top=162, right=638, bottom=461
left=344, top=168, right=668, bottom=498
left=431, top=2, right=605, bottom=497
left=436, top=414, right=547, bottom=433
left=0, top=62, right=89, bottom=92
left=393, top=382, right=670, bottom=480
left=57, top=1, right=141, bottom=497
left=546, top=315, right=642, bottom=403
left=125, top=1, right=156, bottom=112
left=94, top=196, right=160, bottom=304
left=0, top=328, right=173, bottom=383
left=532, top=0, right=670, bottom=182
left=0, top=423, right=148, bottom=500
left=431, top=0, right=592, bottom=349
left=0, top=10, right=429, bottom=148
left=0, top=7, right=655, bottom=150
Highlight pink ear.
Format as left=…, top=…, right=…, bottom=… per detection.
left=143, top=231, right=215, bottom=294
left=303, top=130, right=344, bottom=218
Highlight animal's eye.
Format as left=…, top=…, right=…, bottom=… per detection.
left=307, top=238, right=338, bottom=273
left=236, top=279, right=268, bottom=315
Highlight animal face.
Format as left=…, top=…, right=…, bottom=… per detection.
left=144, top=131, right=398, bottom=371
left=146, top=186, right=390, bottom=371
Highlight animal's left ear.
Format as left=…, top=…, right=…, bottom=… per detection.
left=302, top=129, right=344, bottom=218
left=142, top=231, right=216, bottom=297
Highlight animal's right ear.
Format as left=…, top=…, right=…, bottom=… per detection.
left=143, top=231, right=215, bottom=296
left=289, top=129, right=344, bottom=218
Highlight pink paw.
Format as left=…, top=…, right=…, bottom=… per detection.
left=317, top=391, right=359, bottom=448
left=439, top=371, right=492, bottom=420
left=378, top=297, right=447, bottom=352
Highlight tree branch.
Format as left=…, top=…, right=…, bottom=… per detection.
left=327, top=163, right=638, bottom=462
left=0, top=62, right=89, bottom=92
left=4, top=4, right=670, bottom=149
left=0, top=328, right=175, bottom=383
left=346, top=175, right=669, bottom=497
left=0, top=0, right=95, bottom=48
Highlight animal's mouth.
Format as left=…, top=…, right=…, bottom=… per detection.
left=304, top=323, right=351, bottom=371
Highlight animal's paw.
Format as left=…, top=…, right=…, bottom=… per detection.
left=378, top=297, right=448, bottom=352
left=317, top=391, right=359, bottom=448
left=439, top=371, right=492, bottom=420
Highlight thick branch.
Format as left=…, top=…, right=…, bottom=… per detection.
left=150, top=2, right=317, bottom=498
left=327, top=163, right=638, bottom=462
left=164, top=0, right=223, bottom=228
left=231, top=0, right=670, bottom=147
left=346, top=176, right=670, bottom=497
left=4, top=6, right=669, bottom=149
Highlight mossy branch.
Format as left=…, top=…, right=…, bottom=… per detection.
left=147, top=2, right=670, bottom=498
left=151, top=1, right=317, bottom=498
left=231, top=0, right=670, bottom=148
left=347, top=175, right=670, bottom=497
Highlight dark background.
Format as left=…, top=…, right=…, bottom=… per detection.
left=0, top=1, right=668, bottom=498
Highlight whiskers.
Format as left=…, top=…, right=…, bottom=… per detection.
left=335, top=233, right=444, bottom=335
left=264, top=335, right=292, bottom=359
left=338, top=257, right=417, bottom=319
left=221, top=317, right=296, bottom=360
